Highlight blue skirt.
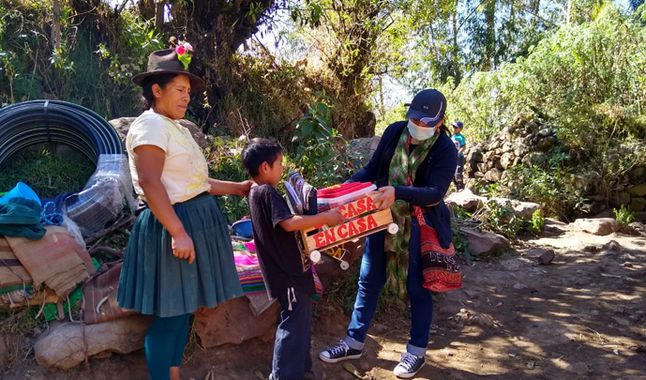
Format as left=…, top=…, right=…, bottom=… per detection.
left=117, top=193, right=243, bottom=317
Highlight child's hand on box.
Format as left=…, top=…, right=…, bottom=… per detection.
left=322, top=209, right=344, bottom=226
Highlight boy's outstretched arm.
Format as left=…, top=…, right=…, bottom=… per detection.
left=279, top=209, right=344, bottom=232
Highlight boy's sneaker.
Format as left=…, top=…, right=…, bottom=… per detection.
left=393, top=352, right=425, bottom=378
left=319, top=341, right=363, bottom=363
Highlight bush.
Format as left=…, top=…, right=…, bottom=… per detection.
left=613, top=205, right=635, bottom=228
left=443, top=7, right=646, bottom=215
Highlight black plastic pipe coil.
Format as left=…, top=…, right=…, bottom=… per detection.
left=0, top=100, right=123, bottom=166
left=0, top=100, right=128, bottom=239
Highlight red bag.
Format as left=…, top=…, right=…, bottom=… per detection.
left=414, top=206, right=462, bottom=292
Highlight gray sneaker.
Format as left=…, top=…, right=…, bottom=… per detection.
left=319, top=341, right=363, bottom=363
left=393, top=352, right=426, bottom=378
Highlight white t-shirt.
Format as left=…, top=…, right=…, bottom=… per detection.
left=126, top=109, right=210, bottom=204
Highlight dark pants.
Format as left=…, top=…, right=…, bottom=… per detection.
left=145, top=314, right=191, bottom=380
left=454, top=155, right=465, bottom=190
left=344, top=218, right=433, bottom=357
left=271, top=287, right=313, bottom=380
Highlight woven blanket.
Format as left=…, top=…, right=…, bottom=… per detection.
left=6, top=226, right=95, bottom=297
left=233, top=248, right=274, bottom=315
left=0, top=236, right=32, bottom=292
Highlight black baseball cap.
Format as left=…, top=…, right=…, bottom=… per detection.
left=405, top=89, right=447, bottom=123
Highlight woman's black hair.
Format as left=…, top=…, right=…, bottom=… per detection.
left=439, top=123, right=450, bottom=136
left=139, top=73, right=179, bottom=109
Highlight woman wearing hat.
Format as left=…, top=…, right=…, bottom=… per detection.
left=117, top=45, right=250, bottom=380
left=319, top=89, right=458, bottom=378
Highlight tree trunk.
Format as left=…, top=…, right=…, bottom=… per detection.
left=483, top=0, right=496, bottom=70
left=154, top=0, right=164, bottom=31
left=51, top=0, right=62, bottom=50
left=451, top=9, right=461, bottom=83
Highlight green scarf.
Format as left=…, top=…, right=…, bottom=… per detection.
left=385, top=126, right=438, bottom=255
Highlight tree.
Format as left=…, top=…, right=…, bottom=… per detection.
left=165, top=0, right=280, bottom=127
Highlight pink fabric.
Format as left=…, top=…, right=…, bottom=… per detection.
left=234, top=251, right=259, bottom=267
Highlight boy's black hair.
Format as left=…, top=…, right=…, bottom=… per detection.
left=241, top=138, right=283, bottom=176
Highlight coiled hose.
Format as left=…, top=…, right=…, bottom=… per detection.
left=0, top=100, right=133, bottom=239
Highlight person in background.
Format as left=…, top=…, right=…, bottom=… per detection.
left=451, top=121, right=466, bottom=190
left=242, top=138, right=343, bottom=380
left=318, top=89, right=458, bottom=378
left=117, top=45, right=251, bottom=380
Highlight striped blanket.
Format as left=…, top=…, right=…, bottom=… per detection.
left=233, top=246, right=275, bottom=316
left=5, top=226, right=95, bottom=297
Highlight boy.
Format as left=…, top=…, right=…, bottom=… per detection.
left=242, top=138, right=344, bottom=380
left=451, top=121, right=467, bottom=190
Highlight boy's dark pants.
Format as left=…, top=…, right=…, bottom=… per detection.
left=271, top=286, right=313, bottom=380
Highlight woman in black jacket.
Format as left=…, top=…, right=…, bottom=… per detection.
left=319, top=89, right=457, bottom=379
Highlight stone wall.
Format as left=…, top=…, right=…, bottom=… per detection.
left=462, top=117, right=646, bottom=220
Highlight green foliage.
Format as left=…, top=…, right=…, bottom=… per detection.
left=613, top=205, right=635, bottom=227
left=445, top=7, right=646, bottom=149
left=0, top=144, right=94, bottom=198
left=529, top=209, right=545, bottom=235
left=290, top=95, right=354, bottom=188
left=478, top=200, right=526, bottom=238
left=451, top=222, right=473, bottom=263
left=0, top=1, right=163, bottom=118
left=212, top=52, right=312, bottom=141
left=475, top=199, right=548, bottom=238
left=501, top=164, right=584, bottom=219
left=206, top=137, right=250, bottom=223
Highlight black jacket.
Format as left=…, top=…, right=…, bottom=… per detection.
left=349, top=121, right=458, bottom=248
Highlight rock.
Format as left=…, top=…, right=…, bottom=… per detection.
left=525, top=248, right=555, bottom=265
left=34, top=315, right=151, bottom=370
left=536, top=136, right=557, bottom=151
left=635, top=211, right=646, bottom=222
left=512, top=282, right=527, bottom=290
left=523, top=152, right=547, bottom=166
left=627, top=184, right=646, bottom=197
left=630, top=166, right=645, bottom=182
left=467, top=145, right=484, bottom=162
left=601, top=240, right=622, bottom=251
left=0, top=336, right=8, bottom=368
left=628, top=221, right=646, bottom=236
left=484, top=168, right=503, bottom=182
left=499, top=152, right=513, bottom=169
left=491, top=197, right=540, bottom=219
left=572, top=218, right=619, bottom=236
left=460, top=228, right=510, bottom=256
left=630, top=197, right=646, bottom=211
left=537, top=127, right=554, bottom=138
left=513, top=139, right=529, bottom=157
left=109, top=117, right=210, bottom=149
left=194, top=296, right=280, bottom=348
left=445, top=189, right=486, bottom=213
left=614, top=191, right=632, bottom=206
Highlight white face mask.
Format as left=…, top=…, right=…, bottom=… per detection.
left=407, top=120, right=436, bottom=141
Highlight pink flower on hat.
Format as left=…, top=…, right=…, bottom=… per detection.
left=175, top=41, right=194, bottom=70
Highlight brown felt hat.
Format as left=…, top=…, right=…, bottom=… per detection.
left=132, top=48, right=205, bottom=92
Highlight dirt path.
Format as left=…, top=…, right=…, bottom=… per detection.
left=3, top=224, right=645, bottom=380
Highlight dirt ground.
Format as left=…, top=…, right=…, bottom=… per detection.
left=3, top=220, right=645, bottom=380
